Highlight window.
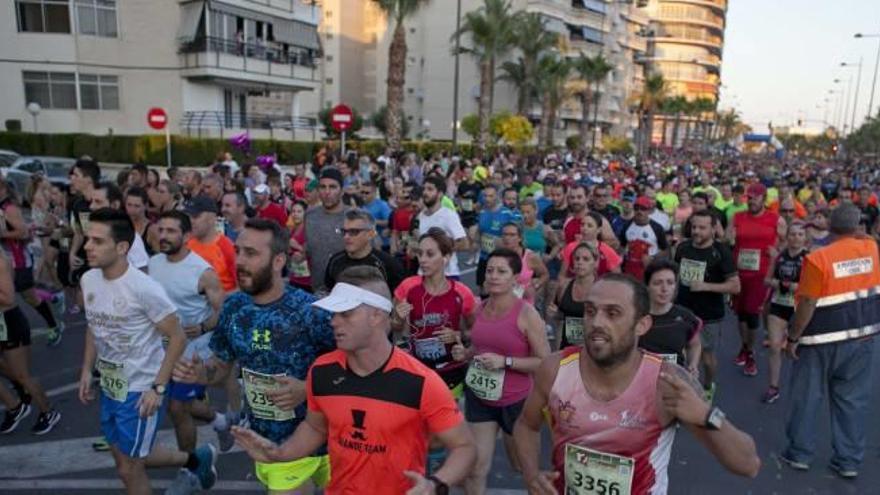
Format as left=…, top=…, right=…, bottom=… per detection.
left=79, top=74, right=119, bottom=110
left=76, top=0, right=118, bottom=37
left=16, top=0, right=71, bottom=33
left=23, top=71, right=76, bottom=109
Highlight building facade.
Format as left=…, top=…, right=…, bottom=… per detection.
left=0, top=0, right=321, bottom=137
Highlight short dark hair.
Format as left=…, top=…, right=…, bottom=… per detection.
left=690, top=208, right=716, bottom=226
left=487, top=247, right=522, bottom=275
left=96, top=181, right=123, bottom=208
left=692, top=191, right=710, bottom=203
left=89, top=207, right=135, bottom=249
left=159, top=210, right=192, bottom=234
left=599, top=273, right=650, bottom=321
left=644, top=259, right=679, bottom=285
left=244, top=218, right=289, bottom=258
left=74, top=158, right=101, bottom=187
left=419, top=227, right=454, bottom=256
left=423, top=175, right=446, bottom=194
left=223, top=190, right=247, bottom=207
left=131, top=163, right=148, bottom=176
left=124, top=186, right=148, bottom=205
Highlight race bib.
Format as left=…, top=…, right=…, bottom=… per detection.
left=565, top=317, right=585, bottom=345
left=79, top=211, right=91, bottom=234
left=772, top=291, right=795, bottom=307
left=737, top=249, right=761, bottom=271
left=465, top=361, right=505, bottom=401
left=414, top=337, right=447, bottom=361
left=96, top=357, right=128, bottom=402
left=481, top=234, right=497, bottom=254
left=658, top=353, right=679, bottom=365
left=461, top=199, right=474, bottom=212
left=288, top=259, right=310, bottom=277
left=0, top=317, right=7, bottom=342
left=242, top=368, right=296, bottom=422
left=565, top=443, right=634, bottom=495
left=679, top=258, right=707, bottom=287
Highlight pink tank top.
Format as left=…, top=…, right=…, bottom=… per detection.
left=549, top=351, right=675, bottom=495
left=470, top=298, right=532, bottom=406
left=516, top=250, right=535, bottom=303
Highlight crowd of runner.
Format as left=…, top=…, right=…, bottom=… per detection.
left=1, top=145, right=879, bottom=494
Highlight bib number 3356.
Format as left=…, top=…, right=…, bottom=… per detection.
left=565, top=443, right=633, bottom=495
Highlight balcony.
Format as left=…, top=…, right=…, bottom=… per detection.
left=657, top=8, right=725, bottom=31
left=668, top=0, right=728, bottom=13
left=526, top=0, right=604, bottom=31
left=179, top=36, right=319, bottom=90
left=181, top=110, right=319, bottom=139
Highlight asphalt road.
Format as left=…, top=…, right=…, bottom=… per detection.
left=2, top=267, right=880, bottom=494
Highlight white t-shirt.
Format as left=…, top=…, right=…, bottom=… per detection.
left=81, top=265, right=177, bottom=392
left=127, top=233, right=150, bottom=270
left=649, top=209, right=671, bottom=232
left=417, top=207, right=466, bottom=276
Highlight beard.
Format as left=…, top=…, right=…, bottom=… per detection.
left=585, top=325, right=638, bottom=369
left=423, top=194, right=438, bottom=208
left=238, top=261, right=274, bottom=296
left=159, top=240, right=182, bottom=256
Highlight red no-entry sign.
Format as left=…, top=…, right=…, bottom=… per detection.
left=330, top=104, right=353, bottom=133
left=147, top=107, right=168, bottom=130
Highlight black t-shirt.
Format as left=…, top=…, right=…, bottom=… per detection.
left=639, top=304, right=702, bottom=367
left=859, top=204, right=878, bottom=230
left=324, top=248, right=405, bottom=293
left=543, top=205, right=568, bottom=232
left=458, top=181, right=482, bottom=220
left=69, top=195, right=91, bottom=258
left=674, top=239, right=736, bottom=322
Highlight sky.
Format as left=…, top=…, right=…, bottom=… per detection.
left=721, top=0, right=880, bottom=132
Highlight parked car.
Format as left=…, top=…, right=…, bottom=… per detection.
left=0, top=150, right=20, bottom=167
left=2, top=156, right=75, bottom=203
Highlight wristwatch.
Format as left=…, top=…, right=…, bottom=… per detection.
left=704, top=406, right=725, bottom=431
left=504, top=356, right=514, bottom=369
left=426, top=475, right=449, bottom=495
left=151, top=383, right=167, bottom=395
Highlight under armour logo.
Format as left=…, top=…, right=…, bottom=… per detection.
left=252, top=329, right=271, bottom=343
left=350, top=409, right=367, bottom=441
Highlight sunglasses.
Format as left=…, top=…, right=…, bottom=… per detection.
left=337, top=227, right=371, bottom=237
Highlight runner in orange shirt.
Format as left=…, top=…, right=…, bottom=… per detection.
left=184, top=196, right=237, bottom=292
left=232, top=266, right=476, bottom=495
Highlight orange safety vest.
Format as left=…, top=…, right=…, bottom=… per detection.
left=796, top=236, right=880, bottom=345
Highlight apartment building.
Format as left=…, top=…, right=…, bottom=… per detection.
left=315, top=0, right=649, bottom=144
left=0, top=0, right=322, bottom=137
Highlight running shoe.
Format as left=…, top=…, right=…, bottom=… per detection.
left=214, top=411, right=236, bottom=453
left=779, top=454, right=809, bottom=471
left=743, top=354, right=758, bottom=376
left=761, top=386, right=780, bottom=404
left=734, top=347, right=749, bottom=366
left=31, top=409, right=61, bottom=435
left=192, top=444, right=218, bottom=490
left=92, top=438, right=111, bottom=451
left=0, top=402, right=32, bottom=434
left=46, top=322, right=65, bottom=347
left=165, top=468, right=199, bottom=495
left=829, top=464, right=858, bottom=479
left=704, top=382, right=717, bottom=403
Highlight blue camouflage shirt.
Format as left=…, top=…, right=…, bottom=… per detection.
left=210, top=286, right=335, bottom=443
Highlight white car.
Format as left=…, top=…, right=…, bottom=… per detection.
left=0, top=150, right=19, bottom=167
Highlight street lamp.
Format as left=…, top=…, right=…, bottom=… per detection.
left=451, top=0, right=462, bottom=153
left=26, top=102, right=41, bottom=133
left=854, top=32, right=880, bottom=122
left=840, top=58, right=863, bottom=133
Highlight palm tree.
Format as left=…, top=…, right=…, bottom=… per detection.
left=660, top=95, right=687, bottom=147
left=691, top=97, right=717, bottom=147
left=535, top=53, right=572, bottom=147
left=374, top=0, right=430, bottom=151
left=716, top=109, right=742, bottom=142
left=635, top=73, right=668, bottom=153
left=499, top=58, right=529, bottom=115
left=453, top=0, right=521, bottom=149
left=571, top=54, right=613, bottom=150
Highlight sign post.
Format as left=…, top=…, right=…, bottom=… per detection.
left=330, top=104, right=353, bottom=156
left=147, top=107, right=171, bottom=167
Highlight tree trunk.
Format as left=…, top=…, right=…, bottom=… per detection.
left=477, top=59, right=493, bottom=150
left=672, top=114, right=681, bottom=148
left=539, top=97, right=553, bottom=148
left=546, top=101, right=558, bottom=148
left=645, top=111, right=655, bottom=151
left=385, top=20, right=407, bottom=151
left=580, top=91, right=591, bottom=151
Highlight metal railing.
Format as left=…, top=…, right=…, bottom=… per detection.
left=181, top=111, right=319, bottom=138
left=179, top=35, right=317, bottom=68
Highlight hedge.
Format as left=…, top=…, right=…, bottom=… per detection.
left=0, top=132, right=491, bottom=166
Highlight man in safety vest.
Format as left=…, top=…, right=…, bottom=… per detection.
left=781, top=203, right=880, bottom=479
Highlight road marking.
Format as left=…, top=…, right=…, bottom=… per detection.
left=0, top=425, right=239, bottom=479
left=0, top=479, right=263, bottom=491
